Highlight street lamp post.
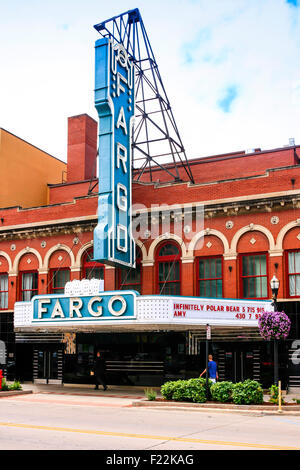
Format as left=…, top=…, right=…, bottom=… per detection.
left=270, top=275, right=280, bottom=386
left=205, top=324, right=211, bottom=400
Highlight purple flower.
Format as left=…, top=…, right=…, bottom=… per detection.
left=258, top=311, right=291, bottom=340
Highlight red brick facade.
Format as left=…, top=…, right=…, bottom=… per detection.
left=0, top=114, right=300, bottom=310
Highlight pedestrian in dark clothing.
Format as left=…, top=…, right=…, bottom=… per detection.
left=93, top=351, right=107, bottom=390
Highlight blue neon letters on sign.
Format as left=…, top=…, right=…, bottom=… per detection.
left=93, top=38, right=135, bottom=268
left=32, top=291, right=137, bottom=323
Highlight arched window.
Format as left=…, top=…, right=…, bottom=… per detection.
left=48, top=250, right=71, bottom=295
left=18, top=253, right=39, bottom=300
left=156, top=242, right=181, bottom=295
left=82, top=249, right=105, bottom=281
left=118, top=247, right=142, bottom=293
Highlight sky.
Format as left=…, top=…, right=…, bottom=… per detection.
left=1, top=0, right=300, bottom=163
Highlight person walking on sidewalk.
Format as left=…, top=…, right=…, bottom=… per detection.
left=199, top=354, right=218, bottom=383
left=93, top=351, right=107, bottom=391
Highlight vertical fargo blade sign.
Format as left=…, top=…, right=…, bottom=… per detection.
left=94, top=38, right=136, bottom=268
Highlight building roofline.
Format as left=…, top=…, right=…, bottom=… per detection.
left=0, top=127, right=66, bottom=165
left=47, top=178, right=97, bottom=188
left=133, top=144, right=300, bottom=177
left=67, top=113, right=97, bottom=124
left=186, top=145, right=300, bottom=165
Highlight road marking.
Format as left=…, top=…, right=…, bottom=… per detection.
left=3, top=396, right=131, bottom=408
left=0, top=422, right=299, bottom=450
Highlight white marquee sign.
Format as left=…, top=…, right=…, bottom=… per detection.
left=14, top=285, right=273, bottom=331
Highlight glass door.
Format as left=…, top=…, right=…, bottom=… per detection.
left=223, top=348, right=254, bottom=382
left=35, top=348, right=62, bottom=384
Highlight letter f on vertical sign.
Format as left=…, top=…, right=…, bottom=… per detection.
left=93, top=38, right=135, bottom=269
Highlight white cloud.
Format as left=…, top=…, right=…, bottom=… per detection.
left=0, top=0, right=300, bottom=162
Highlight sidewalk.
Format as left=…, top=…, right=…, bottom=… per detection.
left=20, top=382, right=159, bottom=399
left=5, top=382, right=300, bottom=415
left=20, top=382, right=300, bottom=401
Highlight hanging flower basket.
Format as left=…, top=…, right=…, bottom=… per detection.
left=258, top=311, right=291, bottom=340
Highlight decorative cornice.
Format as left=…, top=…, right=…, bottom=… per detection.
left=0, top=218, right=97, bottom=241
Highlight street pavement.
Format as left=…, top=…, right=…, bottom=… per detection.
left=21, top=382, right=150, bottom=400
left=0, top=382, right=300, bottom=451
left=17, top=382, right=300, bottom=410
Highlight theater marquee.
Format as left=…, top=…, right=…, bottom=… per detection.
left=14, top=290, right=273, bottom=331
left=171, top=298, right=271, bottom=323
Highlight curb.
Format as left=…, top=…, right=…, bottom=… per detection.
left=0, top=390, right=33, bottom=398
left=132, top=399, right=300, bottom=415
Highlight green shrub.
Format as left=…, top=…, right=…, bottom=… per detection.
left=144, top=388, right=157, bottom=401
left=161, top=379, right=265, bottom=405
left=9, top=381, right=22, bottom=391
left=269, top=384, right=285, bottom=405
left=232, top=380, right=263, bottom=405
left=186, top=378, right=208, bottom=403
left=161, top=378, right=207, bottom=403
left=1, top=378, right=9, bottom=391
left=169, top=380, right=189, bottom=401
left=161, top=380, right=182, bottom=400
left=210, top=381, right=233, bottom=403
left=1, top=379, right=22, bottom=391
